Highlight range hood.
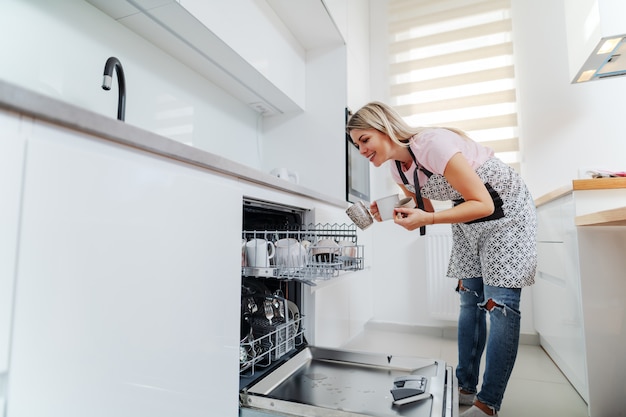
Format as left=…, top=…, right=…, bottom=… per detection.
left=573, top=36, right=626, bottom=83
left=565, top=0, right=626, bottom=83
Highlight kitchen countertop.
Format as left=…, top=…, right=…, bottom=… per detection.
left=535, top=177, right=626, bottom=226
left=0, top=80, right=347, bottom=209
left=533, top=184, right=574, bottom=207
left=575, top=206, right=626, bottom=226
left=572, top=178, right=626, bottom=226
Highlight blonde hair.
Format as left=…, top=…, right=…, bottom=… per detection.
left=346, top=101, right=471, bottom=146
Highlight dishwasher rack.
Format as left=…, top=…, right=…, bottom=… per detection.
left=242, top=223, right=364, bottom=283
left=239, top=315, right=306, bottom=377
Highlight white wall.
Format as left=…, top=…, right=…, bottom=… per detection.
left=511, top=0, right=626, bottom=198
left=0, top=0, right=263, bottom=169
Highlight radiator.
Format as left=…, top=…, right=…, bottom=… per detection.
left=425, top=228, right=459, bottom=321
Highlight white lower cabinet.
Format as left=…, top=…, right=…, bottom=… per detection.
left=576, top=225, right=626, bottom=417
left=7, top=120, right=243, bottom=416
left=533, top=195, right=588, bottom=402
left=0, top=111, right=27, bottom=416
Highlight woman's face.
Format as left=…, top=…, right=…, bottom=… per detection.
left=349, top=128, right=393, bottom=167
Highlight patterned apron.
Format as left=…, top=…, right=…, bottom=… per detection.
left=396, top=153, right=536, bottom=288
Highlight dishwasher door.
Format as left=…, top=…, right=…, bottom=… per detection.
left=240, top=346, right=457, bottom=417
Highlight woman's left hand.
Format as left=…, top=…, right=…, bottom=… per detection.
left=393, top=207, right=433, bottom=231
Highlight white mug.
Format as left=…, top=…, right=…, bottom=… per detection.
left=338, top=240, right=357, bottom=258
left=271, top=168, right=299, bottom=184
left=245, top=239, right=275, bottom=267
left=311, top=239, right=341, bottom=261
left=375, top=194, right=400, bottom=221
left=275, top=238, right=308, bottom=268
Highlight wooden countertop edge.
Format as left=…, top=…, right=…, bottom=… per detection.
left=534, top=185, right=572, bottom=207
left=575, top=206, right=626, bottom=226
left=535, top=178, right=626, bottom=207
left=573, top=177, right=626, bottom=190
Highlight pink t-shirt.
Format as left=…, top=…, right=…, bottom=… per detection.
left=390, top=128, right=494, bottom=186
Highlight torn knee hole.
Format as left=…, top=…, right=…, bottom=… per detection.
left=484, top=298, right=502, bottom=311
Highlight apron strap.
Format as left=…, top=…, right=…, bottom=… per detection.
left=395, top=147, right=428, bottom=236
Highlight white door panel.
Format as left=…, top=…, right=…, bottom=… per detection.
left=0, top=111, right=27, bottom=417
left=8, top=121, right=242, bottom=417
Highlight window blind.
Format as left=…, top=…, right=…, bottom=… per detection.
left=388, top=0, right=521, bottom=171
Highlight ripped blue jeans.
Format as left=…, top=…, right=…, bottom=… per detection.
left=456, top=278, right=521, bottom=412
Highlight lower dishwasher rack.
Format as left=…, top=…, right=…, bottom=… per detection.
left=239, top=315, right=306, bottom=377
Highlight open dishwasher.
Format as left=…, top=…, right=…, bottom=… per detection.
left=239, top=198, right=458, bottom=417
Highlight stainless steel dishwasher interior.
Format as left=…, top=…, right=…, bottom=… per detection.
left=240, top=346, right=456, bottom=417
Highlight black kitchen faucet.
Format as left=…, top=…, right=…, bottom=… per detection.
left=101, top=56, right=126, bottom=121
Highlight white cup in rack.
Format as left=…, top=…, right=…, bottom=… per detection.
left=275, top=238, right=308, bottom=268
left=338, top=240, right=357, bottom=258
left=245, top=239, right=275, bottom=267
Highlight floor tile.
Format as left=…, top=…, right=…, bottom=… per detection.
left=500, top=378, right=588, bottom=417
left=342, top=327, right=588, bottom=417
left=510, top=345, right=570, bottom=384
left=344, top=329, right=442, bottom=358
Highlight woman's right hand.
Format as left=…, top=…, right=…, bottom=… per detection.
left=369, top=201, right=382, bottom=222
left=393, top=207, right=433, bottom=231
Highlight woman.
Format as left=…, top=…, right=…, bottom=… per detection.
left=346, top=102, right=537, bottom=417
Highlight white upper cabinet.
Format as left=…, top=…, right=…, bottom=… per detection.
left=85, top=0, right=344, bottom=115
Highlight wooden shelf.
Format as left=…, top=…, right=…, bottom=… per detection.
left=575, top=206, right=626, bottom=226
